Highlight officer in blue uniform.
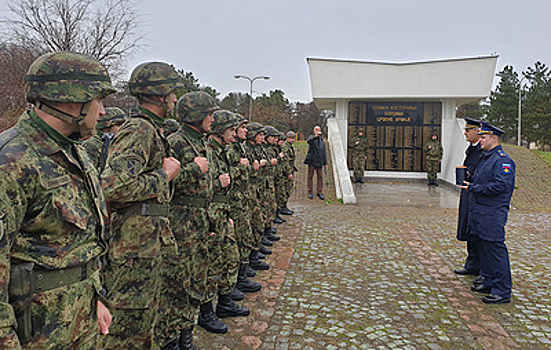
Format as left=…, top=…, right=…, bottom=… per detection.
left=460, top=122, right=515, bottom=304
left=454, top=118, right=484, bottom=278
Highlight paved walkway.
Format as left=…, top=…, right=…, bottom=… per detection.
left=195, top=180, right=551, bottom=349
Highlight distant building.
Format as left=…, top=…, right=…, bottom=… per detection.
left=307, top=56, right=498, bottom=184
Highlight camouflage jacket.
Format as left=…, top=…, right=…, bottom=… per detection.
left=169, top=123, right=213, bottom=203
left=207, top=137, right=231, bottom=202
left=101, top=106, right=175, bottom=259
left=425, top=139, right=443, bottom=161
left=227, top=142, right=250, bottom=205
left=282, top=141, right=298, bottom=173
left=82, top=134, right=102, bottom=170
left=349, top=135, right=369, bottom=156
left=0, top=111, right=107, bottom=347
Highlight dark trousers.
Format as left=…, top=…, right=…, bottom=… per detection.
left=307, top=166, right=323, bottom=194
left=475, top=237, right=512, bottom=298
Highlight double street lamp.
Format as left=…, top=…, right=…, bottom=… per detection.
left=234, top=75, right=270, bottom=120
left=496, top=72, right=526, bottom=146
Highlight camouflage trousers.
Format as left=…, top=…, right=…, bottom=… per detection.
left=17, top=270, right=102, bottom=350
left=155, top=205, right=211, bottom=347
left=275, top=175, right=287, bottom=210
left=426, top=159, right=440, bottom=179
left=230, top=201, right=256, bottom=264
left=351, top=154, right=366, bottom=179
left=248, top=185, right=266, bottom=248
left=263, top=177, right=277, bottom=228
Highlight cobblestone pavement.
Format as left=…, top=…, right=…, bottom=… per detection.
left=194, top=180, right=551, bottom=349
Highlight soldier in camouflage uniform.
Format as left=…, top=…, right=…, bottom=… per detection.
left=279, top=131, right=297, bottom=215
left=101, top=62, right=181, bottom=349
left=349, top=129, right=369, bottom=183
left=242, top=124, right=272, bottom=270
left=228, top=115, right=263, bottom=294
left=0, top=51, right=115, bottom=349
left=83, top=107, right=127, bottom=172
left=204, top=111, right=250, bottom=330
left=162, top=118, right=181, bottom=138
left=425, top=134, right=443, bottom=186
left=164, top=91, right=218, bottom=349
left=263, top=126, right=286, bottom=228
left=274, top=131, right=290, bottom=222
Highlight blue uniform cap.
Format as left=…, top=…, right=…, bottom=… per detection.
left=478, top=121, right=505, bottom=136
left=464, top=117, right=481, bottom=129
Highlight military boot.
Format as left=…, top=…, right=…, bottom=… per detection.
left=161, top=339, right=180, bottom=350
left=273, top=215, right=284, bottom=224
left=198, top=301, right=228, bottom=334
left=279, top=206, right=293, bottom=215
left=261, top=236, right=273, bottom=246
left=257, top=251, right=266, bottom=260
left=246, top=265, right=257, bottom=277
left=231, top=287, right=244, bottom=301
left=250, top=251, right=269, bottom=270
left=264, top=228, right=280, bottom=241
left=236, top=265, right=262, bottom=293
left=216, top=293, right=250, bottom=318
left=179, top=327, right=200, bottom=350
left=269, top=226, right=278, bottom=234
left=259, top=246, right=272, bottom=255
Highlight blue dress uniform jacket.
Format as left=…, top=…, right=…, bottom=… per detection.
left=456, top=142, right=483, bottom=241
left=468, top=145, right=515, bottom=242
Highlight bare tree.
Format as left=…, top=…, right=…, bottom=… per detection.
left=3, top=0, right=143, bottom=75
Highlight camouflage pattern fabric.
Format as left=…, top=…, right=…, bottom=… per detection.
left=262, top=143, right=278, bottom=228
left=128, top=62, right=181, bottom=97
left=0, top=111, right=108, bottom=349
left=281, top=140, right=297, bottom=205
left=82, top=134, right=103, bottom=171
left=97, top=107, right=127, bottom=131
left=156, top=123, right=213, bottom=345
left=177, top=91, right=219, bottom=123
left=349, top=134, right=369, bottom=179
left=101, top=106, right=176, bottom=349
left=273, top=143, right=288, bottom=210
left=425, top=138, right=443, bottom=179
left=207, top=137, right=239, bottom=297
left=242, top=141, right=266, bottom=249
left=162, top=118, right=180, bottom=138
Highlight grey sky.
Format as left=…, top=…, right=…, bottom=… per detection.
left=3, top=0, right=551, bottom=102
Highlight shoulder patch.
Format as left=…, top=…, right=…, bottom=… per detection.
left=501, top=163, right=512, bottom=174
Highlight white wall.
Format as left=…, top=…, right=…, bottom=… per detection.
left=440, top=99, right=469, bottom=183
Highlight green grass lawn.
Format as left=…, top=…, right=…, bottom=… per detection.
left=533, top=150, right=551, bottom=168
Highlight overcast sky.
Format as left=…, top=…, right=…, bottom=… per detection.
left=2, top=0, right=551, bottom=102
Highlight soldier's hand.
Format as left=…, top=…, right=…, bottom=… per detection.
left=97, top=300, right=112, bottom=335
left=253, top=160, right=260, bottom=170
left=355, top=141, right=360, bottom=145
left=240, top=157, right=250, bottom=167
left=219, top=173, right=231, bottom=187
left=271, top=158, right=278, bottom=166
left=288, top=174, right=294, bottom=180
left=194, top=156, right=209, bottom=174
left=260, top=159, right=267, bottom=167
left=163, top=157, right=181, bottom=181
left=279, top=152, right=284, bottom=158
left=229, top=218, right=234, bottom=228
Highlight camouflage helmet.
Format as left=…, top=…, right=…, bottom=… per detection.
left=177, top=91, right=219, bottom=123
left=25, top=51, right=115, bottom=104
left=128, top=62, right=181, bottom=97
left=162, top=118, right=181, bottom=136
left=246, top=122, right=265, bottom=140
left=211, top=110, right=237, bottom=135
left=263, top=125, right=280, bottom=138
left=278, top=131, right=286, bottom=141
left=234, top=113, right=248, bottom=127
left=97, top=107, right=127, bottom=130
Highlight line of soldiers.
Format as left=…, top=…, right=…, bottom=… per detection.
left=0, top=52, right=297, bottom=350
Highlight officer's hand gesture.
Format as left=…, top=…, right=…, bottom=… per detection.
left=219, top=173, right=231, bottom=188
left=194, top=156, right=209, bottom=174
left=163, top=157, right=181, bottom=181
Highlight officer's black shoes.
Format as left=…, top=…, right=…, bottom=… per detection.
left=308, top=193, right=314, bottom=199
left=261, top=237, right=273, bottom=246
left=472, top=276, right=485, bottom=286
left=179, top=327, right=200, bottom=350
left=162, top=339, right=180, bottom=350
left=273, top=215, right=285, bottom=224
left=471, top=284, right=492, bottom=294
left=482, top=294, right=511, bottom=304
left=246, top=265, right=257, bottom=277
left=198, top=301, right=228, bottom=334
left=236, top=266, right=262, bottom=293
left=216, top=294, right=250, bottom=318
left=231, top=287, right=244, bottom=301
left=317, top=193, right=325, bottom=200
left=259, top=246, right=272, bottom=255
left=279, top=207, right=293, bottom=215
left=454, top=268, right=479, bottom=276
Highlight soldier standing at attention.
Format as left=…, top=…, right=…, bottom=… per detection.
left=425, top=134, right=443, bottom=186
left=164, top=91, right=219, bottom=349
left=279, top=131, right=297, bottom=216
left=83, top=107, right=127, bottom=172
left=454, top=118, right=484, bottom=280
left=101, top=62, right=181, bottom=349
left=206, top=111, right=250, bottom=330
left=349, top=129, right=369, bottom=183
left=460, top=122, right=515, bottom=304
left=0, top=51, right=115, bottom=349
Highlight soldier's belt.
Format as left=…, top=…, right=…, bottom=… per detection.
left=118, top=202, right=170, bottom=221
left=212, top=194, right=229, bottom=203
left=232, top=184, right=248, bottom=191
left=33, top=258, right=99, bottom=294
left=174, top=196, right=210, bottom=207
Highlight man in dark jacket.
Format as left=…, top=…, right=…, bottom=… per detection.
left=304, top=125, right=327, bottom=200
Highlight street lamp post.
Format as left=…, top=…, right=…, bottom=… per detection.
left=234, top=75, right=270, bottom=120
left=496, top=72, right=526, bottom=146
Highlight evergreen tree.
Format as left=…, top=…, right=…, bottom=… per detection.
left=523, top=62, right=551, bottom=146
left=486, top=66, right=520, bottom=143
